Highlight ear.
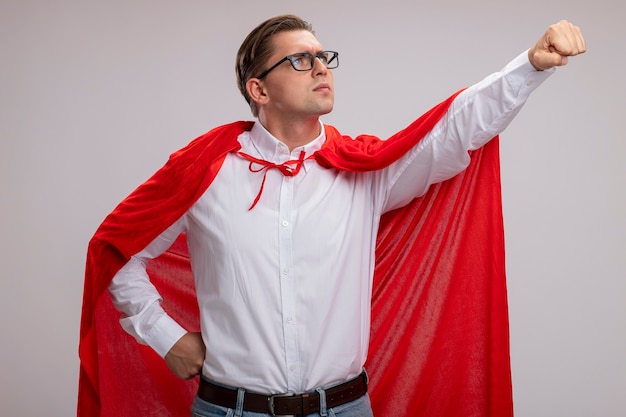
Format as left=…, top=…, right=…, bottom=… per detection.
left=246, top=78, right=269, bottom=107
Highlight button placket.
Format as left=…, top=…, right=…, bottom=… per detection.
left=278, top=168, right=300, bottom=389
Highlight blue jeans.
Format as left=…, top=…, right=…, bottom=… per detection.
left=189, top=392, right=374, bottom=417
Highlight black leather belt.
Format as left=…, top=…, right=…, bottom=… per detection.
left=197, top=371, right=368, bottom=416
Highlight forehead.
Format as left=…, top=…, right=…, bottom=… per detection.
left=270, top=30, right=323, bottom=56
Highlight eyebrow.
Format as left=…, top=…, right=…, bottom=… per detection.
left=283, top=43, right=324, bottom=54
left=288, top=49, right=325, bottom=56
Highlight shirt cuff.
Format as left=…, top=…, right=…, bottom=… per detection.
left=143, top=313, right=189, bottom=358
left=503, top=50, right=556, bottom=98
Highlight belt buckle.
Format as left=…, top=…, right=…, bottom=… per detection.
left=268, top=391, right=295, bottom=416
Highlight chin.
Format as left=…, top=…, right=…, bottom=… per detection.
left=319, top=101, right=334, bottom=115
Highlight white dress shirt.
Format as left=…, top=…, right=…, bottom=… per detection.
left=109, top=51, right=553, bottom=394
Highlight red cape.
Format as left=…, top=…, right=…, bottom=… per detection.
left=79, top=90, right=512, bottom=416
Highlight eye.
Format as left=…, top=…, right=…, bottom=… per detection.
left=290, top=53, right=309, bottom=69
left=318, top=53, right=329, bottom=64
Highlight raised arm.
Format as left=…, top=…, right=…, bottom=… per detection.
left=379, top=20, right=586, bottom=212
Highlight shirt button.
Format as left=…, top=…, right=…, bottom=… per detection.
left=283, top=268, right=289, bottom=275
left=289, top=364, right=296, bottom=371
left=286, top=316, right=293, bottom=323
left=281, top=220, right=289, bottom=227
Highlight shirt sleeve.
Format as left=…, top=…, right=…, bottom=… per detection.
left=108, top=214, right=189, bottom=358
left=378, top=50, right=555, bottom=212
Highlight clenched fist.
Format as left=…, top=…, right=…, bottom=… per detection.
left=528, top=20, right=586, bottom=71
left=164, top=332, right=206, bottom=379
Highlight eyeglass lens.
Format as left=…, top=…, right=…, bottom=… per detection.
left=291, top=52, right=338, bottom=71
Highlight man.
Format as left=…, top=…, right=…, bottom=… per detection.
left=79, top=14, right=585, bottom=417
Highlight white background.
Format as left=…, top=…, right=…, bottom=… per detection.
left=1, top=1, right=624, bottom=416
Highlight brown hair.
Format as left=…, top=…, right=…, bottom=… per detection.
left=236, top=14, right=314, bottom=117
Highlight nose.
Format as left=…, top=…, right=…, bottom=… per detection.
left=312, top=56, right=328, bottom=77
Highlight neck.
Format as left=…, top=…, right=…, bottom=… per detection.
left=258, top=114, right=322, bottom=151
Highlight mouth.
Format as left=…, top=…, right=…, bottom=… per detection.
left=314, top=83, right=332, bottom=93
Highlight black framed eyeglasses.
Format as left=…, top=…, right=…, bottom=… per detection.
left=256, top=51, right=339, bottom=80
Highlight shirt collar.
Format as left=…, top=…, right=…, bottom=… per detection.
left=248, top=120, right=326, bottom=165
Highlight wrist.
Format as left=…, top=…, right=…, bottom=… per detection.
left=527, top=48, right=544, bottom=71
